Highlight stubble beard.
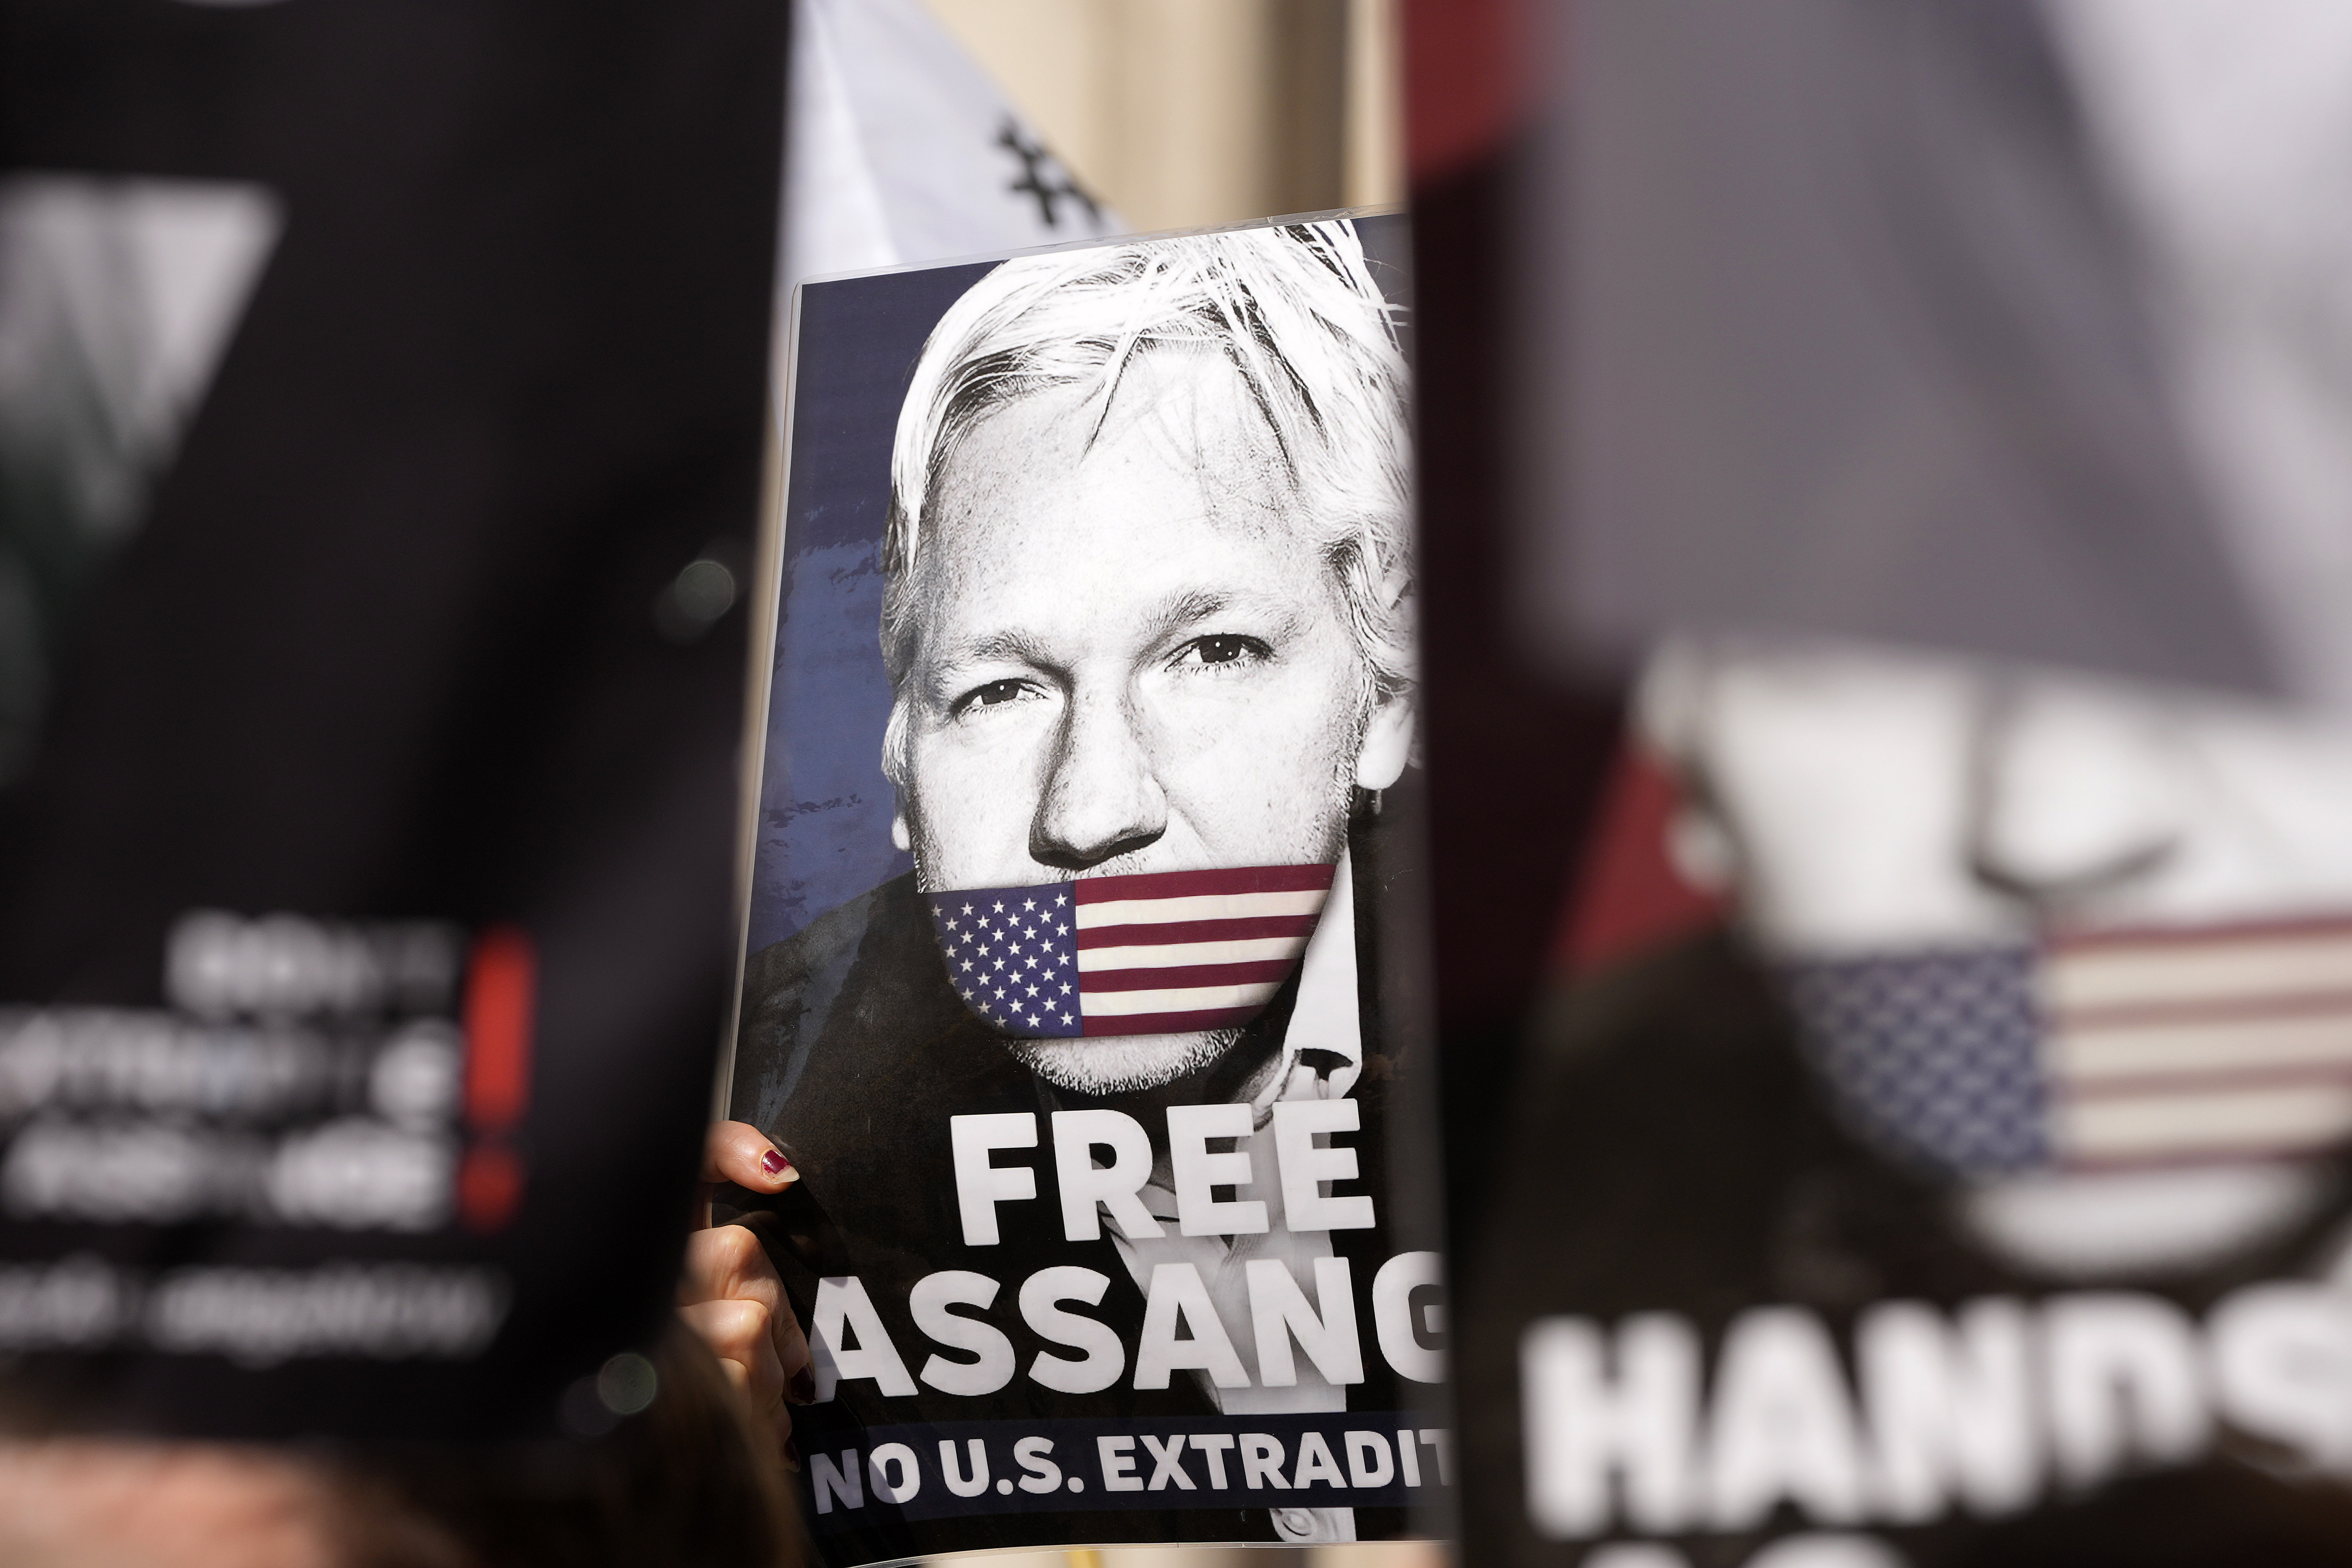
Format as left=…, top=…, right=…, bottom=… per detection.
left=1007, top=1027, right=1243, bottom=1096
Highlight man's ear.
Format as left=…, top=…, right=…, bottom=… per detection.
left=891, top=809, right=912, bottom=854
left=1354, top=689, right=1414, bottom=793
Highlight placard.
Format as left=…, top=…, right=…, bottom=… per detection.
left=721, top=211, right=1452, bottom=1560
left=0, top=0, right=783, bottom=1441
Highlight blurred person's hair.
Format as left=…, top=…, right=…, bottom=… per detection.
left=0, top=1321, right=801, bottom=1568
left=878, top=219, right=1414, bottom=786
left=385, top=1320, right=800, bottom=1568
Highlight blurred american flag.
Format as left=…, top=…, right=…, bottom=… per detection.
left=2045, top=917, right=2352, bottom=1169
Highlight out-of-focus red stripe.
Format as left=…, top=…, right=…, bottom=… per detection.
left=2055, top=1063, right=2352, bottom=1100
left=1552, top=743, right=1726, bottom=976
left=1405, top=0, right=1543, bottom=187
left=1076, top=915, right=1320, bottom=950
left=2056, top=994, right=2352, bottom=1029
left=2047, top=913, right=2352, bottom=952
left=1072, top=863, right=1334, bottom=904
left=1082, top=1007, right=1262, bottom=1038
left=462, top=925, right=536, bottom=1134
left=1080, top=959, right=1298, bottom=993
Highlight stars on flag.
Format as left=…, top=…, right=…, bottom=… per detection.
left=929, top=879, right=1089, bottom=1039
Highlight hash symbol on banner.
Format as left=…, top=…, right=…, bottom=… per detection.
left=998, top=118, right=1101, bottom=230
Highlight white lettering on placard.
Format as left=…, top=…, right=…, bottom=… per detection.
left=1019, top=1265, right=1125, bottom=1394
left=1167, top=1102, right=1268, bottom=1236
left=1292, top=1431, right=1347, bottom=1489
left=1141, top=1433, right=1196, bottom=1490
left=939, top=1438, right=991, bottom=1498
left=2044, top=1293, right=2207, bottom=1487
left=1746, top=1534, right=1907, bottom=1568
left=1134, top=1261, right=1250, bottom=1389
left=1346, top=1430, right=1395, bottom=1487
left=810, top=1451, right=862, bottom=1514
left=1099, top=1434, right=1145, bottom=1491
left=1525, top=1283, right=2352, bottom=1541
left=1014, top=1435, right=1062, bottom=1493
left=908, top=1270, right=1014, bottom=1397
left=1241, top=1433, right=1291, bottom=1489
left=868, top=1442, right=922, bottom=1504
left=2208, top=1282, right=2352, bottom=1466
left=1248, top=1256, right=1364, bottom=1387
left=1859, top=1299, right=2038, bottom=1521
left=810, top=1276, right=916, bottom=1401
left=167, top=911, right=460, bottom=1019
left=1373, top=1250, right=1446, bottom=1383
left=949, top=1113, right=1037, bottom=1246
left=943, top=1104, right=1384, bottom=1250
left=1706, top=1309, right=1866, bottom=1530
left=1523, top=1312, right=1701, bottom=1536
left=1051, top=1109, right=1162, bottom=1241
left=1272, top=1098, right=1376, bottom=1231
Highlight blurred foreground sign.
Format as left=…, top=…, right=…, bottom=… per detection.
left=1524, top=0, right=2280, bottom=698
left=0, top=0, right=783, bottom=1439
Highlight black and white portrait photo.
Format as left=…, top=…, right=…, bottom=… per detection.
left=725, top=216, right=1449, bottom=1561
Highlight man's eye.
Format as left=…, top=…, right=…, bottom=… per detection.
left=955, top=678, right=1030, bottom=715
left=1178, top=634, right=1270, bottom=668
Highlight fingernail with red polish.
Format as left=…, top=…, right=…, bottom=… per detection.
left=760, top=1148, right=792, bottom=1180
left=789, top=1364, right=815, bottom=1405
left=782, top=1437, right=801, bottom=1472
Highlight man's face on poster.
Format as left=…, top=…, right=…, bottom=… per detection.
left=1650, top=642, right=2352, bottom=954
left=893, top=346, right=1409, bottom=887
left=885, top=348, right=1411, bottom=1090
left=1650, top=640, right=2352, bottom=1199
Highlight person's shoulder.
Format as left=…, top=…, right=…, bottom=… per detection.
left=739, top=872, right=923, bottom=1012
left=731, top=872, right=936, bottom=1131
left=1520, top=927, right=1805, bottom=1132
left=1478, top=928, right=1964, bottom=1311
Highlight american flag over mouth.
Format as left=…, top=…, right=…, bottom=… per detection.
left=1782, top=914, right=2352, bottom=1178
left=924, top=864, right=1335, bottom=1038
left=2043, top=915, right=2352, bottom=1170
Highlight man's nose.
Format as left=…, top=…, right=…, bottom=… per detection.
left=1030, top=689, right=1166, bottom=871
left=1966, top=682, right=2188, bottom=905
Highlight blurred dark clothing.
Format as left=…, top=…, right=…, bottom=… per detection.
left=385, top=1321, right=804, bottom=1568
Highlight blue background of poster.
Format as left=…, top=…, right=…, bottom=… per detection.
left=749, top=261, right=996, bottom=953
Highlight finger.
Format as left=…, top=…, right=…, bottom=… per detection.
left=679, top=1299, right=786, bottom=1414
left=773, top=1293, right=816, bottom=1405
left=702, top=1120, right=798, bottom=1192
left=674, top=1228, right=817, bottom=1405
left=762, top=1396, right=800, bottom=1470
left=678, top=1223, right=783, bottom=1311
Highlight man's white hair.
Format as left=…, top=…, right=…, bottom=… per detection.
left=878, top=219, right=1412, bottom=784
